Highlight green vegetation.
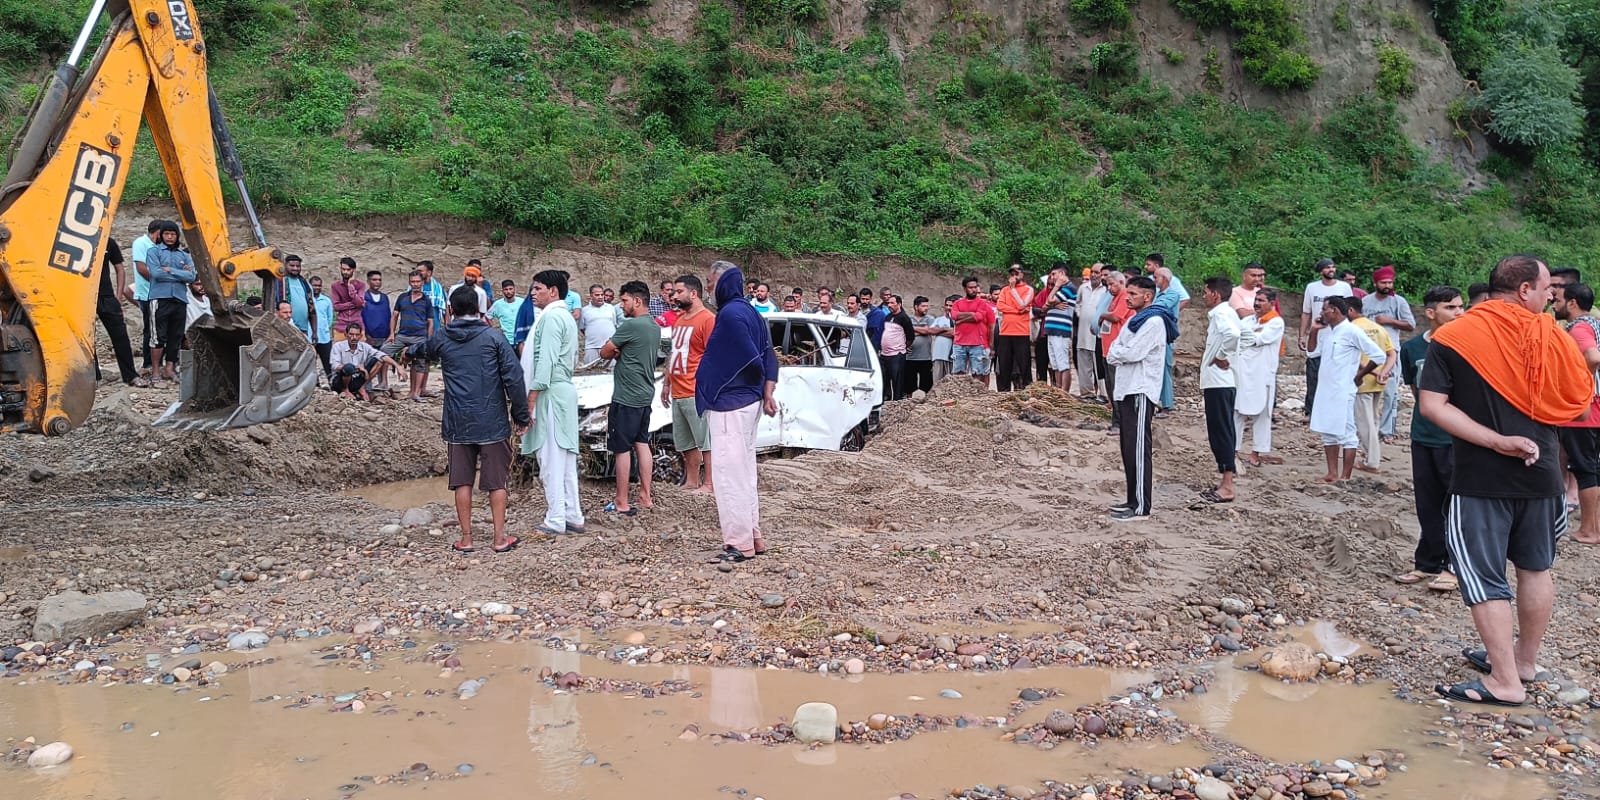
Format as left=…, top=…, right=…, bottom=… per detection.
left=1070, top=0, right=1133, bottom=31
left=1171, top=0, right=1320, bottom=90
left=1, top=0, right=1598, bottom=294
left=1374, top=42, right=1416, bottom=99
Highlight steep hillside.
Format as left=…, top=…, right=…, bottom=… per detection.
left=1, top=0, right=1595, bottom=291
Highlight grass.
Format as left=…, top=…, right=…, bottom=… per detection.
left=2, top=0, right=1596, bottom=296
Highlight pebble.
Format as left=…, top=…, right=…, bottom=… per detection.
left=379, top=524, right=403, bottom=536
left=939, top=689, right=962, bottom=699
left=1147, top=775, right=1172, bottom=792
left=844, top=658, right=865, bottom=675
left=227, top=631, right=269, bottom=651
left=73, top=659, right=94, bottom=672
left=1019, top=688, right=1044, bottom=702
left=760, top=595, right=785, bottom=609
left=481, top=602, right=513, bottom=616
left=171, top=667, right=192, bottom=682
left=456, top=764, right=474, bottom=775
left=457, top=679, right=484, bottom=699
left=934, top=635, right=956, bottom=652
left=1082, top=715, right=1107, bottom=735
left=1259, top=642, right=1321, bottom=681
left=27, top=742, right=73, bottom=768
left=1219, top=597, right=1251, bottom=615
left=206, top=661, right=227, bottom=675
left=353, top=620, right=384, bottom=636
left=1301, top=779, right=1334, bottom=797
left=1043, top=710, right=1076, bottom=735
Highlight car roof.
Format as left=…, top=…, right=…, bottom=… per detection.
left=761, top=311, right=865, bottom=329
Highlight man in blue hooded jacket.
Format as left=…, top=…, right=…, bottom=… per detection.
left=698, top=261, right=779, bottom=563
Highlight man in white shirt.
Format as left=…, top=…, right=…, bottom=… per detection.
left=329, top=322, right=401, bottom=400
left=448, top=264, right=491, bottom=318
left=1299, top=258, right=1353, bottom=420
left=1105, top=276, right=1169, bottom=520
left=184, top=280, right=213, bottom=331
left=578, top=283, right=622, bottom=363
left=1075, top=264, right=1106, bottom=399
left=1235, top=287, right=1285, bottom=467
left=1307, top=296, right=1387, bottom=483
left=1199, top=276, right=1243, bottom=502
left=930, top=295, right=956, bottom=383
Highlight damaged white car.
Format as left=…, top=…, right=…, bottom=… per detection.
left=573, top=312, right=884, bottom=479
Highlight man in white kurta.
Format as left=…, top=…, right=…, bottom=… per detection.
left=521, top=271, right=585, bottom=535
left=1235, top=288, right=1284, bottom=466
left=1307, top=296, right=1387, bottom=483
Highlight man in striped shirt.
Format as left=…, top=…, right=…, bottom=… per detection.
left=1039, top=266, right=1077, bottom=392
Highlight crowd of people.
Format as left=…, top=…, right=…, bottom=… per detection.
left=91, top=223, right=1593, bottom=711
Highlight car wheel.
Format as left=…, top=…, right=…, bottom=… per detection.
left=653, top=449, right=686, bottom=485
left=839, top=422, right=867, bottom=452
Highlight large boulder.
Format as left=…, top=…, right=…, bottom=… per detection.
left=792, top=702, right=838, bottom=743
left=32, top=591, right=147, bottom=642
left=1259, top=642, right=1322, bottom=681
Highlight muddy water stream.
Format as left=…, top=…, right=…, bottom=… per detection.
left=343, top=477, right=453, bottom=511
left=0, top=638, right=1554, bottom=800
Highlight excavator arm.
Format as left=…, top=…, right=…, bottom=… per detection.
left=0, top=0, right=316, bottom=435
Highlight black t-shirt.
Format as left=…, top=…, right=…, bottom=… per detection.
left=97, top=238, right=124, bottom=300
left=1418, top=341, right=1562, bottom=498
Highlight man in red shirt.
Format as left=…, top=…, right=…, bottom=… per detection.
left=950, top=276, right=996, bottom=383
left=1555, top=283, right=1600, bottom=544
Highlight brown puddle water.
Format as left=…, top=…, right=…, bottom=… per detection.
left=343, top=477, right=454, bottom=511
left=0, top=639, right=1556, bottom=800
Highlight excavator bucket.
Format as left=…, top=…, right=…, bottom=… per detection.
left=154, top=307, right=319, bottom=431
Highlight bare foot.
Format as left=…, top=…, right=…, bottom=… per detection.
left=1575, top=535, right=1600, bottom=545
left=1258, top=455, right=1284, bottom=465
left=1244, top=456, right=1263, bottom=468
left=692, top=486, right=714, bottom=495
left=1319, top=474, right=1339, bottom=484
left=1355, top=465, right=1381, bottom=474
left=638, top=492, right=654, bottom=509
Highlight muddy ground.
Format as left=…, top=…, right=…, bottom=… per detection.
left=2, top=226, right=1597, bottom=798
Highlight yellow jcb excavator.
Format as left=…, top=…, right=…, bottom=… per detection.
left=0, top=0, right=317, bottom=435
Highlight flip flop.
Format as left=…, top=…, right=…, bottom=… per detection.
left=713, top=546, right=751, bottom=563
left=1427, top=572, right=1459, bottom=592
left=603, top=502, right=637, bottom=516
left=534, top=524, right=565, bottom=536
left=1435, top=678, right=1524, bottom=707
left=451, top=542, right=475, bottom=554
left=492, top=536, right=520, bottom=553
left=565, top=522, right=587, bottom=534
left=1462, top=648, right=1493, bottom=674
left=1200, top=488, right=1234, bottom=504
left=1393, top=569, right=1437, bottom=585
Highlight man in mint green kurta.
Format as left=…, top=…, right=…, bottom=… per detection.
left=521, top=271, right=585, bottom=534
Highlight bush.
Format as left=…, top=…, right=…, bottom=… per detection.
left=740, top=0, right=823, bottom=25
left=467, top=31, right=528, bottom=71
left=359, top=104, right=432, bottom=150
left=194, top=0, right=281, bottom=44
left=1088, top=42, right=1138, bottom=79
left=1070, top=0, right=1132, bottom=31
left=1374, top=43, right=1416, bottom=99
left=1174, top=0, right=1318, bottom=90
left=0, top=0, right=75, bottom=60
left=272, top=64, right=355, bottom=135
left=1522, top=146, right=1599, bottom=228
left=1476, top=43, right=1584, bottom=149
left=866, top=0, right=902, bottom=18
left=1320, top=94, right=1415, bottom=177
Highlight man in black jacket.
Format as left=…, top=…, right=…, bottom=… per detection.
left=406, top=286, right=531, bottom=554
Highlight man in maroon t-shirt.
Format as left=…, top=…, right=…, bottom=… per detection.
left=950, top=276, right=996, bottom=381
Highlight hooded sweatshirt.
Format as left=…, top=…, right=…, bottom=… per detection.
left=696, top=267, right=779, bottom=415
left=405, top=318, right=530, bottom=444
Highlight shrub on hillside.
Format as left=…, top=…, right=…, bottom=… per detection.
left=1476, top=43, right=1584, bottom=149
left=1522, top=146, right=1599, bottom=228
left=1320, top=94, right=1415, bottom=177
left=271, top=64, right=355, bottom=136
left=0, top=0, right=75, bottom=60
left=1070, top=0, right=1132, bottom=31
left=1374, top=43, right=1416, bottom=99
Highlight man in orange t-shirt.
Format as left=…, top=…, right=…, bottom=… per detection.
left=662, top=274, right=717, bottom=493
left=994, top=264, right=1035, bottom=391
left=1097, top=271, right=1134, bottom=432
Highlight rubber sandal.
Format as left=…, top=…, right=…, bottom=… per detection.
left=451, top=542, right=475, bottom=554
left=534, top=524, right=565, bottom=536
left=565, top=522, right=586, bottom=534
left=1462, top=648, right=1492, bottom=674
left=1393, top=569, right=1436, bottom=585
left=1200, top=488, right=1234, bottom=504
left=603, top=502, right=637, bottom=516
left=1427, top=572, right=1459, bottom=592
left=714, top=546, right=751, bottom=563
left=1435, top=678, right=1524, bottom=707
left=492, top=536, right=520, bottom=553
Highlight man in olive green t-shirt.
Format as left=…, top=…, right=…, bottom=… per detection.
left=600, top=281, right=664, bottom=515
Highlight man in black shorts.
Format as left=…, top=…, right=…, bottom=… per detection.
left=1419, top=254, right=1592, bottom=707
left=406, top=286, right=530, bottom=554
left=600, top=281, right=660, bottom=515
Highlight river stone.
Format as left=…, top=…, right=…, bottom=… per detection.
left=1218, top=597, right=1251, bottom=615
left=33, top=590, right=147, bottom=642
left=793, top=702, right=838, bottom=743
left=1193, top=775, right=1231, bottom=800
left=401, top=508, right=434, bottom=528
left=1043, top=710, right=1076, bottom=735
left=1302, top=779, right=1334, bottom=797
left=27, top=742, right=73, bottom=768
left=1556, top=686, right=1591, bottom=706
left=379, top=523, right=403, bottom=536
left=227, top=630, right=270, bottom=651
left=481, top=602, right=514, bottom=616
left=1259, top=642, right=1321, bottom=681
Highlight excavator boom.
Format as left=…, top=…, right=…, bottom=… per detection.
left=0, top=0, right=316, bottom=435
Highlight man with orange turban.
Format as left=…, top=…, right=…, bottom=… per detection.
left=1419, top=255, right=1591, bottom=708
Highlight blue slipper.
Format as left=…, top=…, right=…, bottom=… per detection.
left=603, top=501, right=637, bottom=516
